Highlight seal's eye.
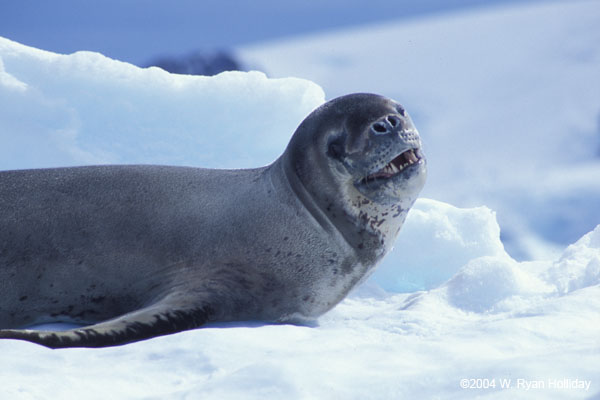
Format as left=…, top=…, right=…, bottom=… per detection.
left=327, top=135, right=345, bottom=160
left=328, top=142, right=343, bottom=159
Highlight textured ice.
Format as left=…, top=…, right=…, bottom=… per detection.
left=0, top=37, right=325, bottom=170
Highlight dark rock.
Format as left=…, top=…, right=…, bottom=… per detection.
left=145, top=50, right=244, bottom=76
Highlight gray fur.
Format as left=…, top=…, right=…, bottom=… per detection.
left=0, top=93, right=426, bottom=348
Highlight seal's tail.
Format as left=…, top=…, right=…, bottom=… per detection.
left=0, top=302, right=212, bottom=349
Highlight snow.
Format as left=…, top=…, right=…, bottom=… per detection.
left=372, top=199, right=506, bottom=293
left=240, top=0, right=600, bottom=261
left=0, top=37, right=324, bottom=170
left=1, top=1, right=600, bottom=398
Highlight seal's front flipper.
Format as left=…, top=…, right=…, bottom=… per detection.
left=0, top=302, right=212, bottom=349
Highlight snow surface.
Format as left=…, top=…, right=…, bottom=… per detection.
left=0, top=38, right=324, bottom=170
left=241, top=0, right=600, bottom=261
left=1, top=2, right=600, bottom=398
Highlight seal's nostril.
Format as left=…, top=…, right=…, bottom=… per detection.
left=372, top=122, right=387, bottom=133
left=387, top=115, right=400, bottom=128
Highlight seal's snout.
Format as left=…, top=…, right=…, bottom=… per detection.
left=356, top=107, right=425, bottom=189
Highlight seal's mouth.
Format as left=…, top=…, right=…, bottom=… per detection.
left=361, top=148, right=423, bottom=184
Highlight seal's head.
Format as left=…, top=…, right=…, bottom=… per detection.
left=285, top=93, right=426, bottom=204
left=282, top=93, right=427, bottom=259
left=325, top=94, right=425, bottom=205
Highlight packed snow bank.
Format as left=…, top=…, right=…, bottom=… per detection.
left=370, top=198, right=600, bottom=313
left=545, top=225, right=600, bottom=295
left=0, top=37, right=325, bottom=170
left=433, top=223, right=600, bottom=317
left=370, top=199, right=506, bottom=292
left=1, top=35, right=599, bottom=399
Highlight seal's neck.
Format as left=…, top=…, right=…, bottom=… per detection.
left=271, top=157, right=338, bottom=237
left=348, top=191, right=413, bottom=255
left=274, top=155, right=392, bottom=265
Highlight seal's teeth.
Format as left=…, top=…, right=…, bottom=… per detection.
left=406, top=150, right=418, bottom=164
left=362, top=148, right=422, bottom=184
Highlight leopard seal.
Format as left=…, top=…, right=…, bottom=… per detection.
left=0, top=93, right=426, bottom=348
